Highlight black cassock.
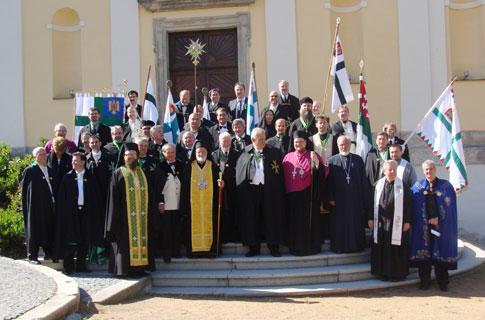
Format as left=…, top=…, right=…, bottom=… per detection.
left=235, top=145, right=285, bottom=247
left=212, top=147, right=241, bottom=243
left=326, top=153, right=369, bottom=253
left=371, top=180, right=412, bottom=280
left=55, top=170, right=105, bottom=259
left=21, top=164, right=56, bottom=259
left=105, top=168, right=161, bottom=276
left=180, top=160, right=220, bottom=257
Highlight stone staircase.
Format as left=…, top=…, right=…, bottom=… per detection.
left=148, top=241, right=480, bottom=297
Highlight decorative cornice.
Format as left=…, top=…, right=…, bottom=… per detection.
left=445, top=0, right=485, bottom=9
left=47, top=21, right=85, bottom=32
left=138, top=0, right=255, bottom=12
left=324, top=0, right=368, bottom=13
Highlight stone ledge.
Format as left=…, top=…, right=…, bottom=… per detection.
left=16, top=261, right=79, bottom=320
left=138, top=0, right=255, bottom=12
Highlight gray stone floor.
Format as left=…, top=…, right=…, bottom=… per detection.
left=70, top=271, right=121, bottom=302
left=0, top=257, right=56, bottom=320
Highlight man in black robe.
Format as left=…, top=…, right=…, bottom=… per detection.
left=288, top=97, right=318, bottom=152
left=105, top=145, right=162, bottom=277
left=21, top=147, right=56, bottom=264
left=179, top=113, right=214, bottom=152
left=369, top=160, right=412, bottom=281
left=326, top=136, right=370, bottom=253
left=86, top=134, right=112, bottom=264
left=175, top=89, right=194, bottom=130
left=176, top=131, right=196, bottom=165
left=180, top=141, right=224, bottom=258
left=235, top=128, right=285, bottom=257
left=212, top=132, right=240, bottom=243
left=266, top=118, right=290, bottom=157
left=149, top=125, right=168, bottom=161
left=55, top=152, right=104, bottom=274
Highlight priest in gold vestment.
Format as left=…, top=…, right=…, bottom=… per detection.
left=181, top=141, right=224, bottom=258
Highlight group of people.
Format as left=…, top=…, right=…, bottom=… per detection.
left=21, top=80, right=458, bottom=291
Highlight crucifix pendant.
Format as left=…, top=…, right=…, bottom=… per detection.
left=346, top=174, right=350, bottom=184
left=292, top=167, right=297, bottom=179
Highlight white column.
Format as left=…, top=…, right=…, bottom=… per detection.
left=0, top=0, right=25, bottom=150
left=265, top=0, right=299, bottom=96
left=397, top=0, right=433, bottom=131
left=110, top=0, right=141, bottom=94
left=427, top=0, right=448, bottom=100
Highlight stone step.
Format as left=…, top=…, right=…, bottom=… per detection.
left=151, top=262, right=372, bottom=287
left=215, top=242, right=331, bottom=255
left=155, top=250, right=370, bottom=271
left=149, top=241, right=485, bottom=297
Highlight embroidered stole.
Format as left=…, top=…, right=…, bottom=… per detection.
left=190, top=161, right=214, bottom=252
left=373, top=177, right=404, bottom=246
left=397, top=159, right=408, bottom=181
left=121, top=167, right=149, bottom=266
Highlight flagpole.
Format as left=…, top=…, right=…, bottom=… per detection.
left=403, top=76, right=457, bottom=146
left=141, top=65, right=152, bottom=119
left=322, top=17, right=341, bottom=115
left=359, top=60, right=364, bottom=104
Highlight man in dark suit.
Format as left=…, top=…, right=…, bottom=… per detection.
left=383, top=122, right=410, bottom=161
left=266, top=118, right=290, bottom=157
left=231, top=118, right=251, bottom=152
left=175, top=89, right=194, bottom=130
left=179, top=113, right=214, bottom=152
left=149, top=125, right=168, bottom=161
left=331, top=105, right=357, bottom=155
left=77, top=107, right=112, bottom=147
left=176, top=131, right=196, bottom=165
left=228, top=82, right=247, bottom=121
left=103, top=125, right=125, bottom=168
left=208, top=107, right=233, bottom=148
left=211, top=132, right=240, bottom=243
left=208, top=88, right=228, bottom=123
left=124, top=90, right=142, bottom=122
left=278, top=80, right=300, bottom=123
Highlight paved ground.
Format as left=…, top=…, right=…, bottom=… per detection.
left=0, top=257, right=56, bottom=320
left=90, top=263, right=485, bottom=320
left=70, top=272, right=121, bottom=302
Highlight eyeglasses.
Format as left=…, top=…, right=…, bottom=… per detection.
left=270, top=95, right=277, bottom=97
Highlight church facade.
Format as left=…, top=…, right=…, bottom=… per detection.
left=1, top=0, right=484, bottom=240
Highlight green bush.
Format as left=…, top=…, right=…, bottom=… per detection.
left=0, top=144, right=32, bottom=257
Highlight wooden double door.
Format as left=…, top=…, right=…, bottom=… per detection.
left=168, top=28, right=238, bottom=105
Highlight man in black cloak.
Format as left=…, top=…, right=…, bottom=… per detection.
left=235, top=127, right=285, bottom=257
left=21, top=147, right=56, bottom=264
left=55, top=152, right=104, bottom=274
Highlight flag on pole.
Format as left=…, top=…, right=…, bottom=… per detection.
left=246, top=65, right=259, bottom=135
left=331, top=35, right=354, bottom=113
left=355, top=71, right=372, bottom=160
left=74, top=94, right=124, bottom=145
left=163, top=88, right=180, bottom=144
left=414, top=85, right=468, bottom=191
left=143, top=78, right=159, bottom=123
left=202, top=94, right=211, bottom=121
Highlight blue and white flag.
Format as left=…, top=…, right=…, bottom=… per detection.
left=331, top=34, right=354, bottom=113
left=163, top=88, right=180, bottom=144
left=246, top=67, right=259, bottom=135
left=143, top=78, right=159, bottom=123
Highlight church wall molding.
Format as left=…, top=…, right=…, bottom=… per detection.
left=323, top=0, right=368, bottom=13
left=47, top=21, right=85, bottom=32
left=139, top=0, right=255, bottom=12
